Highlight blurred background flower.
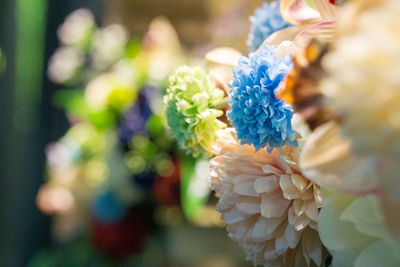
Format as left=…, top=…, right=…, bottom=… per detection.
left=57, top=8, right=95, bottom=49
left=247, top=0, right=292, bottom=52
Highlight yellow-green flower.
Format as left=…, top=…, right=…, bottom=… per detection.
left=164, top=66, right=226, bottom=157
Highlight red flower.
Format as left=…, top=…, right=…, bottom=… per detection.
left=91, top=209, right=153, bottom=260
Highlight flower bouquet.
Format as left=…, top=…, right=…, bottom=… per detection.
left=164, top=0, right=400, bottom=266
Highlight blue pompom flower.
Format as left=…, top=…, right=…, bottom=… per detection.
left=227, top=44, right=297, bottom=152
left=247, top=0, right=292, bottom=52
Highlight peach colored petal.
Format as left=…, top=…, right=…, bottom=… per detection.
left=210, top=128, right=327, bottom=266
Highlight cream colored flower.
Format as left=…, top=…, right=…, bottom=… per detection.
left=318, top=0, right=400, bottom=244
left=47, top=47, right=83, bottom=84
left=91, top=24, right=129, bottom=70
left=210, top=128, right=327, bottom=266
left=57, top=8, right=94, bottom=48
left=321, top=0, right=400, bottom=157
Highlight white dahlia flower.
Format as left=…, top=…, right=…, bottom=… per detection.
left=210, top=128, right=327, bottom=266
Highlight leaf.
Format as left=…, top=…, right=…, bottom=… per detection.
left=180, top=156, right=211, bottom=221
left=379, top=158, right=400, bottom=246
left=125, top=39, right=142, bottom=59
left=280, top=0, right=321, bottom=25
left=341, top=196, right=391, bottom=242
left=354, top=241, right=400, bottom=267
left=318, top=192, right=374, bottom=250
left=52, top=89, right=91, bottom=120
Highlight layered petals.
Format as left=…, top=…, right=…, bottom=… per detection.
left=164, top=66, right=227, bottom=156
left=210, top=128, right=327, bottom=266
left=227, top=45, right=297, bottom=152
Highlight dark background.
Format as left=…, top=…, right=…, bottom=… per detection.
left=0, top=1, right=104, bottom=266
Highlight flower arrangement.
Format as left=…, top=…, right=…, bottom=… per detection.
left=165, top=0, right=400, bottom=266
left=33, top=0, right=400, bottom=266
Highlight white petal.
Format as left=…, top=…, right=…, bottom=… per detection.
left=262, top=164, right=283, bottom=175
left=246, top=216, right=275, bottom=242
left=292, top=174, right=309, bottom=192
left=234, top=180, right=259, bottom=197
left=314, top=0, right=341, bottom=21
left=275, top=225, right=289, bottom=255
left=264, top=240, right=279, bottom=261
left=294, top=213, right=310, bottom=231
left=288, top=207, right=297, bottom=225
left=280, top=175, right=301, bottom=200
left=300, top=121, right=379, bottom=194
left=305, top=201, right=319, bottom=221
left=222, top=207, right=247, bottom=224
left=302, top=228, right=322, bottom=265
left=261, top=193, right=291, bottom=218
left=254, top=176, right=280, bottom=194
left=236, top=199, right=261, bottom=215
left=285, top=224, right=302, bottom=248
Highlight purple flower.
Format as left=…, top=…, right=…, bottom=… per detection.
left=118, top=86, right=158, bottom=146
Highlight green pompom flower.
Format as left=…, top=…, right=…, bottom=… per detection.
left=164, top=66, right=227, bottom=157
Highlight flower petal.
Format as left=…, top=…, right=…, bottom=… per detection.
left=300, top=121, right=380, bottom=194
left=280, top=0, right=321, bottom=25
left=314, top=0, right=341, bottom=20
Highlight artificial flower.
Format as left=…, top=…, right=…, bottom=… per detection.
left=47, top=47, right=83, bottom=84
left=277, top=39, right=332, bottom=131
left=299, top=121, right=380, bottom=195
left=164, top=66, right=227, bottom=157
left=210, top=128, right=327, bottom=266
left=314, top=1, right=400, bottom=242
left=57, top=8, right=95, bottom=48
left=85, top=61, right=137, bottom=113
left=318, top=191, right=400, bottom=267
left=91, top=24, right=130, bottom=70
left=276, top=2, right=382, bottom=195
left=265, top=0, right=340, bottom=59
left=247, top=0, right=292, bottom=52
left=227, top=44, right=297, bottom=152
left=143, top=17, right=185, bottom=83
left=320, top=0, right=400, bottom=158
